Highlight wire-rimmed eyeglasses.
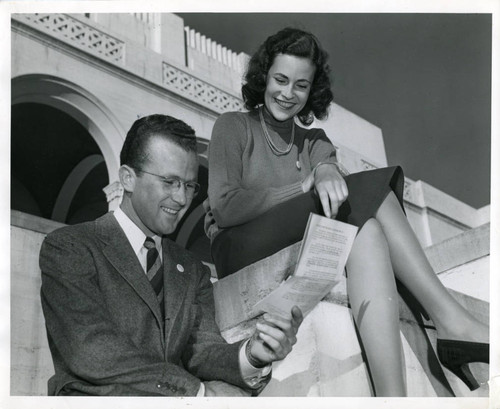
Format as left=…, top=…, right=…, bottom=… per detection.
left=135, top=168, right=200, bottom=197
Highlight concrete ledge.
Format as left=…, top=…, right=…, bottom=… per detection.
left=219, top=285, right=489, bottom=397
left=11, top=226, right=53, bottom=395
left=213, top=236, right=490, bottom=334
left=213, top=242, right=301, bottom=332
left=317, top=103, right=388, bottom=168
left=11, top=210, right=65, bottom=235
left=424, top=223, right=490, bottom=274
left=438, top=257, right=489, bottom=302
left=405, top=180, right=485, bottom=228
left=10, top=216, right=490, bottom=397
left=214, top=240, right=489, bottom=397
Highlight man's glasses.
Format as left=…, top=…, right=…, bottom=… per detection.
left=135, top=168, right=200, bottom=197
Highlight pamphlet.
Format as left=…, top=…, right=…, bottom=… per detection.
left=253, top=213, right=358, bottom=318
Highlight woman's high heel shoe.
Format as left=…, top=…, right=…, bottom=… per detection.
left=437, top=339, right=489, bottom=391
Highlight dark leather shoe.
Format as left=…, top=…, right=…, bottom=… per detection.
left=437, top=339, right=489, bottom=391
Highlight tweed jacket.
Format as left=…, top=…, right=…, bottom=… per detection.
left=40, top=212, right=251, bottom=396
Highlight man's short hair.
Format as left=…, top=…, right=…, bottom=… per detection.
left=120, top=114, right=198, bottom=169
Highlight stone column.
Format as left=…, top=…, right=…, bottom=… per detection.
left=160, top=13, right=186, bottom=67
left=103, top=180, right=123, bottom=211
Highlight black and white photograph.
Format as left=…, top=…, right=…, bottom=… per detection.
left=1, top=1, right=498, bottom=408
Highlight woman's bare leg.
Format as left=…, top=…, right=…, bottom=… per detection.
left=375, top=191, right=488, bottom=342
left=346, top=218, right=406, bottom=396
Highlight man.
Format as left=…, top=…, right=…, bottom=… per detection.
left=40, top=114, right=303, bottom=396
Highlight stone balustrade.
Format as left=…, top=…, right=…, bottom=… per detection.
left=13, top=13, right=125, bottom=64
left=184, top=26, right=243, bottom=72
left=12, top=13, right=244, bottom=115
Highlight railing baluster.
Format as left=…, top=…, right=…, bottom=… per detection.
left=14, top=13, right=125, bottom=64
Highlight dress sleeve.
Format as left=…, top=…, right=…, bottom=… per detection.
left=208, top=113, right=304, bottom=228
left=308, top=128, right=338, bottom=168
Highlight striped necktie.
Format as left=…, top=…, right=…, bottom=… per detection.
left=144, top=237, right=164, bottom=317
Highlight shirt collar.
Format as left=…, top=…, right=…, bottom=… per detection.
left=113, top=206, right=162, bottom=256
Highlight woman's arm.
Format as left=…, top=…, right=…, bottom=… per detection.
left=303, top=129, right=348, bottom=218
left=208, top=113, right=304, bottom=228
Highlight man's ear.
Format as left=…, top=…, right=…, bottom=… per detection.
left=119, top=165, right=136, bottom=193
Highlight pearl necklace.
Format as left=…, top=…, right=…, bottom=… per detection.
left=259, top=106, right=295, bottom=156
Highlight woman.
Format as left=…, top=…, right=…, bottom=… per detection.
left=206, top=27, right=489, bottom=396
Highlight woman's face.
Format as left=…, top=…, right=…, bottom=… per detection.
left=264, top=53, right=316, bottom=122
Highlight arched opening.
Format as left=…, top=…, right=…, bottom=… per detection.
left=11, top=74, right=125, bottom=225
left=11, top=103, right=109, bottom=224
left=11, top=74, right=124, bottom=185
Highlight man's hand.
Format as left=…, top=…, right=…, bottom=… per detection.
left=248, top=306, right=303, bottom=365
left=204, top=380, right=251, bottom=397
left=303, top=164, right=348, bottom=218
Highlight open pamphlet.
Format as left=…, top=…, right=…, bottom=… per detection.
left=253, top=213, right=358, bottom=318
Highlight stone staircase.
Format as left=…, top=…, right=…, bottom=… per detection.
left=9, top=210, right=490, bottom=396
left=213, top=223, right=490, bottom=397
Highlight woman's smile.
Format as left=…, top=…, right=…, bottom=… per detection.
left=264, top=54, right=316, bottom=122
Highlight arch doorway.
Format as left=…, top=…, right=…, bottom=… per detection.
left=11, top=103, right=109, bottom=224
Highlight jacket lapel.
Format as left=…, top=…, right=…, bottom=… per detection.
left=97, top=213, right=164, bottom=336
left=162, top=239, right=190, bottom=337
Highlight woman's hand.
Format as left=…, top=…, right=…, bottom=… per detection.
left=302, top=164, right=348, bottom=218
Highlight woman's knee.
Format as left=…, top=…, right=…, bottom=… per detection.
left=358, top=218, right=387, bottom=246
left=347, top=218, right=396, bottom=286
left=349, top=218, right=392, bottom=268
left=376, top=190, right=406, bottom=221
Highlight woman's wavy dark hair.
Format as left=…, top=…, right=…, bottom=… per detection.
left=242, top=27, right=333, bottom=125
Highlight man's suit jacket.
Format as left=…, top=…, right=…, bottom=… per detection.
left=40, top=212, right=252, bottom=396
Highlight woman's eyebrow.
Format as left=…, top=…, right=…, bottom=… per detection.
left=273, top=73, right=311, bottom=83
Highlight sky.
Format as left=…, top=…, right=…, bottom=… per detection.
left=177, top=13, right=492, bottom=209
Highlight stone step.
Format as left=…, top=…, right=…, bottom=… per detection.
left=10, top=211, right=489, bottom=396
left=424, top=222, right=490, bottom=302
left=213, top=225, right=490, bottom=397
left=214, top=224, right=490, bottom=332
left=424, top=222, right=489, bottom=274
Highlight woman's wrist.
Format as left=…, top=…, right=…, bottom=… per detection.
left=314, top=161, right=349, bottom=178
left=303, top=161, right=348, bottom=193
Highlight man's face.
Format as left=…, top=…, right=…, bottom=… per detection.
left=127, top=136, right=198, bottom=236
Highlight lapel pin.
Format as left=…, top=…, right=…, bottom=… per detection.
left=176, top=264, right=184, bottom=273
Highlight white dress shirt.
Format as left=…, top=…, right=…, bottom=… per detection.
left=113, top=206, right=162, bottom=273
